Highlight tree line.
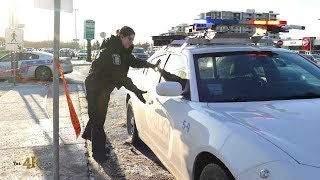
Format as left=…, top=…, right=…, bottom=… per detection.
left=0, top=37, right=153, bottom=50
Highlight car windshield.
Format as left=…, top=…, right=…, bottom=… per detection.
left=194, top=51, right=320, bottom=102
left=132, top=48, right=145, bottom=53
left=79, top=50, right=87, bottom=53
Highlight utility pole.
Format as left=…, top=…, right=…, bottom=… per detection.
left=74, top=9, right=79, bottom=41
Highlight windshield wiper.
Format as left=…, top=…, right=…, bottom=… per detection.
left=222, top=97, right=249, bottom=102
left=283, top=92, right=320, bottom=100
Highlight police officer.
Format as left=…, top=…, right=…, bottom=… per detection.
left=82, top=26, right=159, bottom=162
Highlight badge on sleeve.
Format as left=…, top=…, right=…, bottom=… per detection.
left=112, top=54, right=121, bottom=65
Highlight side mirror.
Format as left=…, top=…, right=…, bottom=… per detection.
left=156, top=82, right=183, bottom=96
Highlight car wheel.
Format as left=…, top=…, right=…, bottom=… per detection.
left=199, top=163, right=231, bottom=180
left=126, top=100, right=142, bottom=146
left=35, top=66, right=52, bottom=81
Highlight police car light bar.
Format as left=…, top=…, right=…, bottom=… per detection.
left=194, top=18, right=287, bottom=26
left=192, top=18, right=304, bottom=32
left=250, top=20, right=287, bottom=26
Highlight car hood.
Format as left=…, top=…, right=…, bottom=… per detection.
left=208, top=99, right=320, bottom=167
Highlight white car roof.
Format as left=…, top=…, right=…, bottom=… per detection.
left=30, top=51, right=53, bottom=57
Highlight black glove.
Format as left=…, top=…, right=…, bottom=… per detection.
left=134, top=89, right=147, bottom=104
left=152, top=59, right=161, bottom=71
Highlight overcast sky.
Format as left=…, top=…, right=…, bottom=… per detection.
left=1, top=0, right=320, bottom=44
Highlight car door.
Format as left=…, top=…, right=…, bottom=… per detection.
left=0, top=53, right=14, bottom=79
left=17, top=53, right=40, bottom=77
left=141, top=54, right=169, bottom=144
left=147, top=53, right=190, bottom=163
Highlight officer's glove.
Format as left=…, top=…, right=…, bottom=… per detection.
left=134, top=89, right=147, bottom=104
left=152, top=59, right=161, bottom=71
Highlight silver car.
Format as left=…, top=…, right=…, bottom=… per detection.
left=0, top=51, right=73, bottom=81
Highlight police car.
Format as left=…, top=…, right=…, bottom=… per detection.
left=0, top=51, right=73, bottom=81
left=126, top=19, right=320, bottom=180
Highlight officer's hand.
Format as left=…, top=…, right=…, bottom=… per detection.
left=152, top=59, right=161, bottom=71
left=134, top=89, right=147, bottom=104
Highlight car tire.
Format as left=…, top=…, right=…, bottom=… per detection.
left=35, top=66, right=52, bottom=81
left=199, top=163, right=231, bottom=180
left=126, top=100, right=142, bottom=146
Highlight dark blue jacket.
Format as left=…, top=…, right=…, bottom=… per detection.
left=86, top=35, right=154, bottom=92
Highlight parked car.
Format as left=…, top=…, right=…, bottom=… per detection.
left=300, top=54, right=318, bottom=64
left=312, top=54, right=320, bottom=62
left=0, top=51, right=73, bottom=81
left=77, top=50, right=87, bottom=60
left=132, top=47, right=150, bottom=60
left=126, top=41, right=320, bottom=180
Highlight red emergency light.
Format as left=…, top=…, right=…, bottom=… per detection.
left=250, top=20, right=287, bottom=26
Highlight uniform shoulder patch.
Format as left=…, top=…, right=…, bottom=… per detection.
left=112, top=54, right=121, bottom=65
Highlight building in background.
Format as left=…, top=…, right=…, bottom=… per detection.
left=161, top=24, right=190, bottom=36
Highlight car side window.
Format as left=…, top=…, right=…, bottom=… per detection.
left=0, top=54, right=13, bottom=62
left=145, top=54, right=168, bottom=84
left=19, top=53, right=39, bottom=60
left=144, top=54, right=167, bottom=74
left=163, top=54, right=187, bottom=73
left=30, top=54, right=39, bottom=59
left=161, top=54, right=188, bottom=81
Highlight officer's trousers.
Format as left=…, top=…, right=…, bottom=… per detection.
left=83, top=79, right=115, bottom=154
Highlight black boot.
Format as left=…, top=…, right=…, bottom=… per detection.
left=82, top=123, right=92, bottom=141
left=92, top=127, right=108, bottom=163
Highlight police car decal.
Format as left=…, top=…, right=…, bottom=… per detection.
left=19, top=59, right=53, bottom=74
left=112, top=54, right=121, bottom=65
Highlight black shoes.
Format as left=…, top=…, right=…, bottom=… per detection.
left=82, top=124, right=92, bottom=141
left=92, top=152, right=108, bottom=163
left=92, top=148, right=110, bottom=163
left=81, top=131, right=91, bottom=141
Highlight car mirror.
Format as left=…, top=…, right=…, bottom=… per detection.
left=156, top=82, right=183, bottom=96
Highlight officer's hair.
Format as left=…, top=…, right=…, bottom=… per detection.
left=118, top=26, right=135, bottom=37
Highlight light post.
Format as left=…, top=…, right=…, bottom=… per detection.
left=73, top=9, right=79, bottom=42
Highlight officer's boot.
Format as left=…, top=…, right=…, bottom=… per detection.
left=91, top=127, right=108, bottom=163
left=81, top=121, right=92, bottom=141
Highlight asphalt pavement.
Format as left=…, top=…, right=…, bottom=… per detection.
left=0, top=73, right=97, bottom=179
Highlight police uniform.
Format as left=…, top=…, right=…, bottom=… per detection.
left=82, top=35, right=156, bottom=161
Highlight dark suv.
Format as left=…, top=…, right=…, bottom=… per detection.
left=132, top=47, right=149, bottom=60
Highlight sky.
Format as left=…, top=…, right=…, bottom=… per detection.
left=1, top=0, right=320, bottom=45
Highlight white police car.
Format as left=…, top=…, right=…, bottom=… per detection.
left=0, top=51, right=73, bottom=81
left=125, top=19, right=319, bottom=180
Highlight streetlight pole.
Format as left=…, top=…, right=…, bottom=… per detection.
left=74, top=9, right=78, bottom=40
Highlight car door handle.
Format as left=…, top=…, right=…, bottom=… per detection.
left=148, top=98, right=159, bottom=105
left=148, top=99, right=153, bottom=105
